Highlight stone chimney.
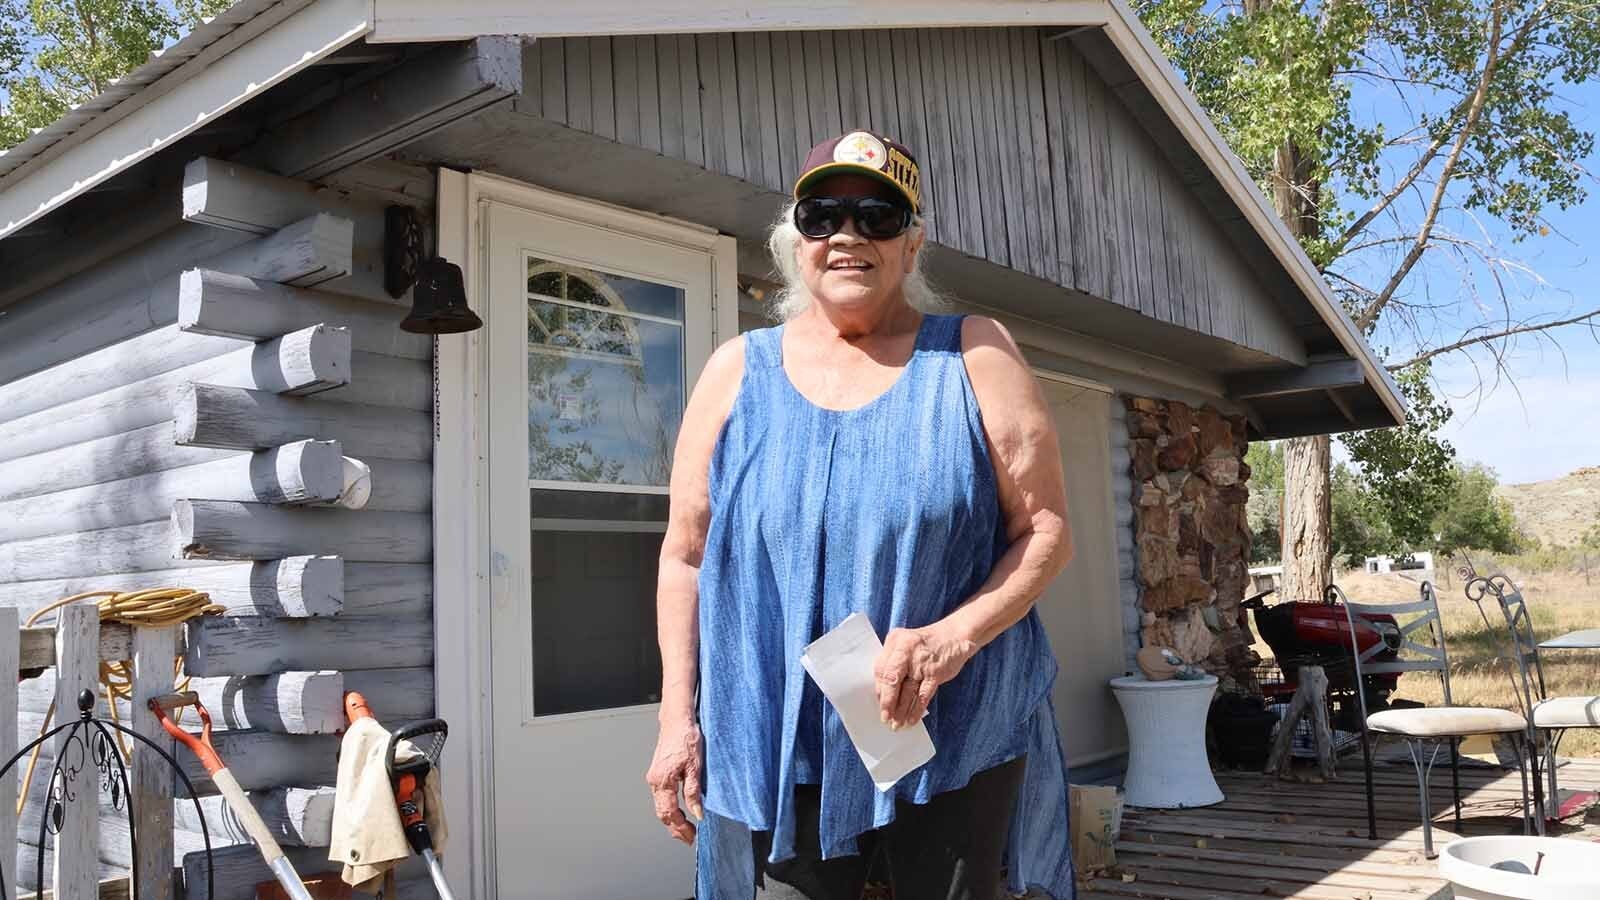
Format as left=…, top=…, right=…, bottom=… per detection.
left=1123, top=396, right=1258, bottom=694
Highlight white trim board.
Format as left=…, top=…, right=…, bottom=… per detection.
left=431, top=169, right=737, bottom=900
left=0, top=0, right=372, bottom=241
left=370, top=0, right=1109, bottom=41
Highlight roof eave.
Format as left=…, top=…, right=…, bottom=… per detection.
left=0, top=0, right=1407, bottom=431
left=0, top=0, right=373, bottom=242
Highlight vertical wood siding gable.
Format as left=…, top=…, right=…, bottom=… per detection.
left=523, top=28, right=1297, bottom=360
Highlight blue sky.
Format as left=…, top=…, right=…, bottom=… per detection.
left=1340, top=75, right=1600, bottom=486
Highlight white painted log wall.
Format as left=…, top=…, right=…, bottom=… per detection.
left=0, top=556, right=345, bottom=619
left=0, top=159, right=439, bottom=883
left=0, top=440, right=347, bottom=544
left=0, top=324, right=351, bottom=466
left=175, top=383, right=432, bottom=459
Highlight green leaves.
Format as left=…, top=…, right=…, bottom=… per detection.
left=1433, top=462, right=1528, bottom=555
left=0, top=0, right=236, bottom=150
left=1135, top=0, right=1597, bottom=260
left=1340, top=363, right=1458, bottom=547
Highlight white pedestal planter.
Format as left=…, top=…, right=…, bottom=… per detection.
left=1110, top=674, right=1224, bottom=809
left=1441, top=836, right=1600, bottom=900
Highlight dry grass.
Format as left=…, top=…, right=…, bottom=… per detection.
left=1252, top=568, right=1600, bottom=757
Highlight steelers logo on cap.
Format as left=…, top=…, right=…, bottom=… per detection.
left=833, top=131, right=889, bottom=170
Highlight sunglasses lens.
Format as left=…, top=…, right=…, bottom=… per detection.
left=854, top=199, right=911, bottom=240
left=794, top=199, right=843, bottom=238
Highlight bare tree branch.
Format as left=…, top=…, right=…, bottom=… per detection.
left=1391, top=307, right=1600, bottom=370
left=1354, top=2, right=1524, bottom=330
left=1333, top=129, right=1454, bottom=257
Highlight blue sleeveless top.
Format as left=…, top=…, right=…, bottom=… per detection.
left=693, top=313, right=1076, bottom=899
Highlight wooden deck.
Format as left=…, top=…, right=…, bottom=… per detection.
left=1084, top=756, right=1600, bottom=900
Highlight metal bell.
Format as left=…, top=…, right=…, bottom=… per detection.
left=400, top=256, right=483, bottom=334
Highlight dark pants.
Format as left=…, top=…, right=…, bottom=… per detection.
left=752, top=756, right=1026, bottom=900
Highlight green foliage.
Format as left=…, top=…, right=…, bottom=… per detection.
left=1323, top=457, right=1526, bottom=565
left=1330, top=461, right=1399, bottom=566
left=1136, top=0, right=1597, bottom=263
left=1135, top=0, right=1377, bottom=261
left=1246, top=442, right=1285, bottom=563
left=1340, top=363, right=1459, bottom=546
left=0, top=0, right=234, bottom=149
left=1433, top=462, right=1529, bottom=555
left=1370, top=0, right=1600, bottom=239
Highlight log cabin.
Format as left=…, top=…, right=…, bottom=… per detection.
left=0, top=1, right=1406, bottom=897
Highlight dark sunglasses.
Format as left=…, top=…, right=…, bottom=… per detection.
left=794, top=196, right=914, bottom=241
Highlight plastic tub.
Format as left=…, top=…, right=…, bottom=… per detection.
left=1440, top=836, right=1600, bottom=899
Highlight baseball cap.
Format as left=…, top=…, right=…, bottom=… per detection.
left=793, top=130, right=922, bottom=213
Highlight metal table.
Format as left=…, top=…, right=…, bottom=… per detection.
left=1538, top=629, right=1600, bottom=650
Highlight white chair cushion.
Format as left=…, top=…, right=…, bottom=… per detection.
left=1368, top=706, right=1526, bottom=737
left=1533, top=696, right=1600, bottom=728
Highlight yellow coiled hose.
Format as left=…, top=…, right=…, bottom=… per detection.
left=16, top=588, right=224, bottom=816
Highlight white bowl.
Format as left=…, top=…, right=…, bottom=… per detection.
left=1441, top=836, right=1600, bottom=900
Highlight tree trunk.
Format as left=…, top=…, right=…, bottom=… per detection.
left=1245, top=0, right=1337, bottom=598
left=1281, top=434, right=1333, bottom=600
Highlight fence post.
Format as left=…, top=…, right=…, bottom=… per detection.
left=132, top=626, right=178, bottom=900
left=53, top=604, right=99, bottom=900
left=1, top=607, right=18, bottom=896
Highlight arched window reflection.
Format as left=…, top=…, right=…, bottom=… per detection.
left=524, top=257, right=686, bottom=488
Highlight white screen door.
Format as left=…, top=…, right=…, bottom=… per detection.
left=485, top=198, right=714, bottom=899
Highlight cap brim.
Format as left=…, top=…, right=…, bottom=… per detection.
left=794, top=163, right=918, bottom=212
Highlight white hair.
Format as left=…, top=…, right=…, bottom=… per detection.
left=763, top=200, right=952, bottom=322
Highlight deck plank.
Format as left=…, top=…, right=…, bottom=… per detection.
left=1113, top=760, right=1598, bottom=900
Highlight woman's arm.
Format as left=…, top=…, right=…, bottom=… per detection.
left=646, top=335, right=745, bottom=843
left=875, top=315, right=1073, bottom=729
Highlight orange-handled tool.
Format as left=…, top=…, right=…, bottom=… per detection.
left=150, top=692, right=314, bottom=900
left=344, top=691, right=455, bottom=900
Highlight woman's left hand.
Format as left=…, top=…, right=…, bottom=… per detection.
left=874, top=623, right=978, bottom=730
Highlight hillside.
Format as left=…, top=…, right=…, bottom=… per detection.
left=1497, top=466, right=1600, bottom=548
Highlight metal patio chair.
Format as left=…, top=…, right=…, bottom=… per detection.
left=1340, top=581, right=1533, bottom=858
left=1468, top=572, right=1599, bottom=832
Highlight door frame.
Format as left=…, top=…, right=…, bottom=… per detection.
left=433, top=169, right=739, bottom=899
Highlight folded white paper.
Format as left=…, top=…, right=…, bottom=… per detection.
left=800, top=612, right=936, bottom=791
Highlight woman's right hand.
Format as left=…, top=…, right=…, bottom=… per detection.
left=646, top=714, right=704, bottom=844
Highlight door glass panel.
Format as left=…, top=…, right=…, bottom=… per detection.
left=525, top=258, right=686, bottom=716
left=526, top=257, right=686, bottom=487
left=530, top=527, right=663, bottom=716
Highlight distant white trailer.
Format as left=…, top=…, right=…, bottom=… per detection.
left=1364, top=552, right=1435, bottom=575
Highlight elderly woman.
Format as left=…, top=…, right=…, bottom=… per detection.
left=648, top=131, right=1077, bottom=900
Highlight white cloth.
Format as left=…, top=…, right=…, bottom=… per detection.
left=329, top=717, right=449, bottom=893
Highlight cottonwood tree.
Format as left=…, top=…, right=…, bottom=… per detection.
left=0, top=0, right=231, bottom=148
left=1137, top=0, right=1600, bottom=600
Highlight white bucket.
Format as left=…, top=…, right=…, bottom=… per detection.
left=1440, top=836, right=1600, bottom=900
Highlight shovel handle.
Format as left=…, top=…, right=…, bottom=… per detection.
left=148, top=695, right=222, bottom=774
left=150, top=696, right=309, bottom=898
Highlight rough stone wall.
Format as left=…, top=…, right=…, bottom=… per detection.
left=1123, top=396, right=1258, bottom=693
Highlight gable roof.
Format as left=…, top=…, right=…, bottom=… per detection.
left=0, top=0, right=1404, bottom=429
